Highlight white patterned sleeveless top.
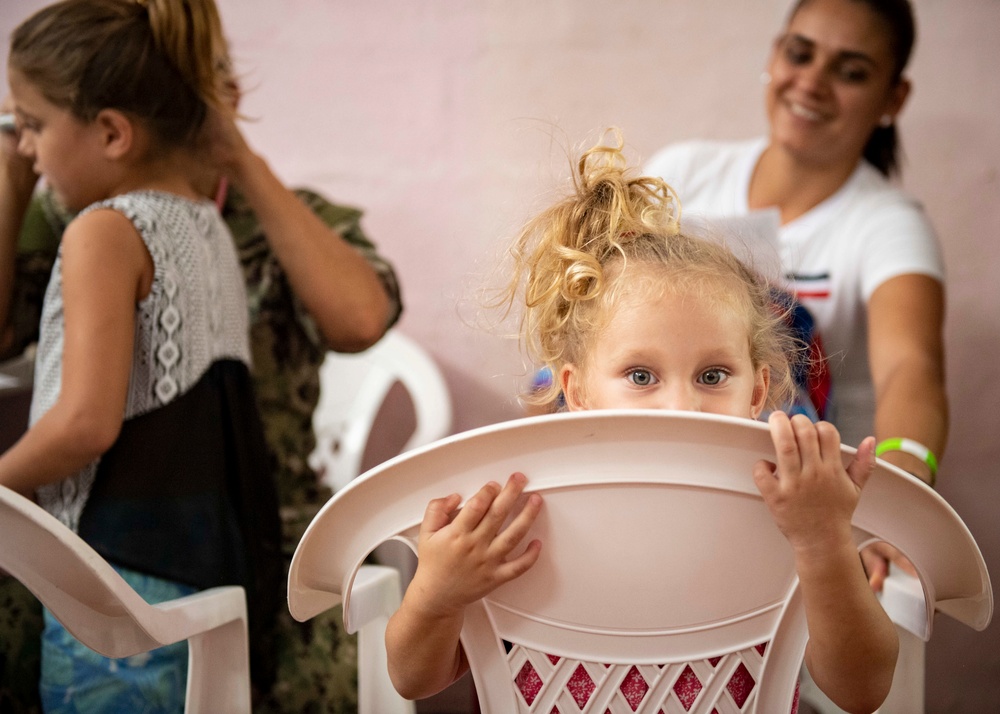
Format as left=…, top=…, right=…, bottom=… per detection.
left=30, top=191, right=251, bottom=531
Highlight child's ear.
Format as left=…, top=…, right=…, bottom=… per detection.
left=559, top=363, right=586, bottom=412
left=749, top=365, right=770, bottom=419
left=94, top=108, right=134, bottom=160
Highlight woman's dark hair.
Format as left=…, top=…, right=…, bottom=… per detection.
left=789, top=0, right=916, bottom=177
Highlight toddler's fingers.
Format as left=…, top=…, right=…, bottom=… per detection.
left=494, top=538, right=543, bottom=585
left=420, top=493, right=463, bottom=537
left=474, top=472, right=529, bottom=537
left=789, top=413, right=821, bottom=468
left=452, top=480, right=502, bottom=531
left=847, top=436, right=877, bottom=490
left=752, top=459, right=778, bottom=498
left=767, top=411, right=801, bottom=479
left=493, top=492, right=543, bottom=555
left=815, top=420, right=842, bottom=464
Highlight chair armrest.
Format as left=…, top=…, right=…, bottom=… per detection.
left=150, top=586, right=248, bottom=646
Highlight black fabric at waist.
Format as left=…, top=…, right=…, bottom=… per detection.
left=77, top=359, right=281, bottom=592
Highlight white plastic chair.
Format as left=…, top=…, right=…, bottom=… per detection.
left=309, top=329, right=453, bottom=493
left=0, top=484, right=251, bottom=713
left=288, top=410, right=992, bottom=714
left=308, top=329, right=451, bottom=714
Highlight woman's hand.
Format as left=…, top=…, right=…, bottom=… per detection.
left=195, top=103, right=394, bottom=351
left=865, top=274, right=947, bottom=590
left=198, top=105, right=255, bottom=188
left=861, top=541, right=918, bottom=591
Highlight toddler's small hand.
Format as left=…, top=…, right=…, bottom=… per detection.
left=753, top=412, right=875, bottom=554
left=408, top=472, right=542, bottom=618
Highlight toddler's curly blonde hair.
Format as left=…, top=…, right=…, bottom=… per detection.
left=496, top=131, right=799, bottom=411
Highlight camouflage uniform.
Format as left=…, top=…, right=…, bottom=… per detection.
left=0, top=186, right=402, bottom=714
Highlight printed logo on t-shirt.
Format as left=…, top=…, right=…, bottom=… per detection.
left=786, top=272, right=831, bottom=300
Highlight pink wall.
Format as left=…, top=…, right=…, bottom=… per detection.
left=3, top=1, right=998, bottom=709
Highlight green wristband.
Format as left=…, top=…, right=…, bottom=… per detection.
left=875, top=437, right=938, bottom=486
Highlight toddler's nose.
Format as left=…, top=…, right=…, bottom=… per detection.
left=659, top=384, right=700, bottom=413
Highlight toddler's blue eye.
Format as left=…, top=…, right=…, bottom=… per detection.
left=700, top=369, right=727, bottom=386
left=628, top=370, right=653, bottom=386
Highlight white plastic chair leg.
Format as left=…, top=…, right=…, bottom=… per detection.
left=353, top=565, right=416, bottom=714
left=875, top=570, right=926, bottom=714
left=185, top=610, right=252, bottom=713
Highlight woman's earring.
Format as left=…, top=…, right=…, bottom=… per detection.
left=880, top=114, right=894, bottom=127
left=760, top=71, right=772, bottom=85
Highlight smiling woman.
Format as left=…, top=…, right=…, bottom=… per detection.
left=762, top=0, right=913, bottom=201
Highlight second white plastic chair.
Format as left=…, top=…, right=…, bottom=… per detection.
left=309, top=328, right=453, bottom=492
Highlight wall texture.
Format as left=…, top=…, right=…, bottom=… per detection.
left=2, top=1, right=997, bottom=710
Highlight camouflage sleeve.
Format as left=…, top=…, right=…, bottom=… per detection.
left=292, top=188, right=403, bottom=329
left=3, top=192, right=64, bottom=360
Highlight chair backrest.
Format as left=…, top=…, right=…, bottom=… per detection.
left=288, top=410, right=992, bottom=714
left=0, top=485, right=251, bottom=713
left=309, top=329, right=453, bottom=493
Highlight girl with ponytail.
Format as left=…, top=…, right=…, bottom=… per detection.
left=2, top=2, right=281, bottom=709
